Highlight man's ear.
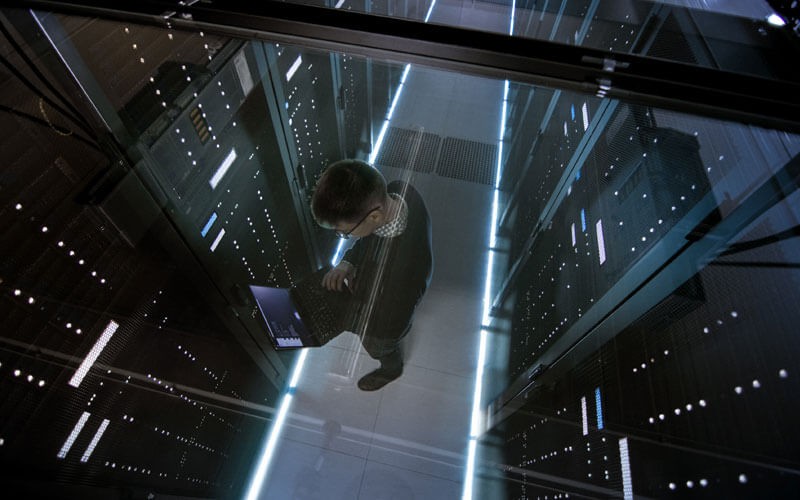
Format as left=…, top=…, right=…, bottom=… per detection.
left=369, top=209, right=383, bottom=223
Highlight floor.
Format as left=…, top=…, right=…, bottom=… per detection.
left=259, top=67, right=504, bottom=499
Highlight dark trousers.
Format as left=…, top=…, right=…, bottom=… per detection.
left=359, top=284, right=426, bottom=369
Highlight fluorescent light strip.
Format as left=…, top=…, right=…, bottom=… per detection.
left=495, top=81, right=509, bottom=188
left=387, top=65, right=410, bottom=121
left=581, top=396, right=589, bottom=436
left=424, top=0, right=438, bottom=22
left=286, top=55, right=302, bottom=82
left=582, top=102, right=590, bottom=131
left=619, top=437, right=633, bottom=499
left=369, top=122, right=390, bottom=166
left=201, top=212, right=218, bottom=237
left=57, top=412, right=90, bottom=458
left=470, top=330, right=489, bottom=437
left=69, top=321, right=119, bottom=388
left=571, top=222, right=576, bottom=247
left=288, top=349, right=309, bottom=388
left=209, top=148, right=237, bottom=189
left=335, top=0, right=345, bottom=8
left=244, top=394, right=293, bottom=500
left=596, top=219, right=606, bottom=265
left=80, top=419, right=110, bottom=463
left=244, top=350, right=309, bottom=500
left=462, top=438, right=478, bottom=500
left=508, top=0, right=516, bottom=35
left=368, top=63, right=411, bottom=166
left=595, top=387, right=604, bottom=430
left=481, top=190, right=501, bottom=325
left=210, top=228, right=226, bottom=252
left=464, top=0, right=513, bottom=481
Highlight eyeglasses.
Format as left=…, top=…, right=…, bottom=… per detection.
left=335, top=206, right=381, bottom=239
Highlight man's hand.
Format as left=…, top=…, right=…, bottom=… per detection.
left=322, top=261, right=355, bottom=292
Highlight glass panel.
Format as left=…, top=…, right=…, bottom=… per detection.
left=0, top=3, right=798, bottom=499
left=495, top=91, right=799, bottom=382
left=484, top=188, right=800, bottom=497
left=284, top=0, right=799, bottom=80
left=478, top=41, right=800, bottom=500
left=0, top=10, right=337, bottom=496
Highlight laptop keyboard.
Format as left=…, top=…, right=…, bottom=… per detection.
left=291, top=268, right=356, bottom=345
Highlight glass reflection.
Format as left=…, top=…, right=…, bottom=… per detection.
left=279, top=0, right=798, bottom=80
left=0, top=3, right=798, bottom=499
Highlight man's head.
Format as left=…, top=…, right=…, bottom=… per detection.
left=311, top=159, right=389, bottom=239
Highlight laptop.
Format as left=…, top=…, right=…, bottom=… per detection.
left=249, top=267, right=358, bottom=350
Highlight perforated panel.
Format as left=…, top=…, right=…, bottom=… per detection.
left=437, top=136, right=497, bottom=185
left=374, top=126, right=439, bottom=173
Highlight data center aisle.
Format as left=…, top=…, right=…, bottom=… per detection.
left=260, top=68, right=504, bottom=499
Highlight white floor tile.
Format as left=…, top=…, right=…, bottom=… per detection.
left=368, top=366, right=472, bottom=482
left=359, top=461, right=462, bottom=500
left=259, top=438, right=367, bottom=500
left=405, top=288, right=483, bottom=378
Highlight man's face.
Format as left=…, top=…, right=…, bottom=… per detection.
left=334, top=206, right=383, bottom=239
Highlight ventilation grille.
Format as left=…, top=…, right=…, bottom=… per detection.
left=375, top=127, right=439, bottom=173
left=375, top=127, right=496, bottom=185
left=437, top=137, right=497, bottom=185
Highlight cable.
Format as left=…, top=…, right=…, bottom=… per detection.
left=0, top=20, right=95, bottom=134
left=0, top=104, right=101, bottom=151
left=0, top=53, right=95, bottom=138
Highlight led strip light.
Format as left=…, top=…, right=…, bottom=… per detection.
left=462, top=3, right=515, bottom=498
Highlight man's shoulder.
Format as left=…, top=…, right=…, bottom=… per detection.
left=389, top=181, right=429, bottom=228
left=388, top=180, right=423, bottom=202
left=387, top=179, right=408, bottom=191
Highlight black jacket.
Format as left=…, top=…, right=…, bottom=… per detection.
left=343, top=181, right=433, bottom=337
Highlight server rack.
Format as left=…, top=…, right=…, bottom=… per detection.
left=1, top=0, right=800, bottom=498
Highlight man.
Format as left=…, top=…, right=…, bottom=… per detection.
left=311, top=159, right=433, bottom=391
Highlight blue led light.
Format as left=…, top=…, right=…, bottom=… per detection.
left=595, top=387, right=604, bottom=430
left=575, top=168, right=581, bottom=181
left=201, top=212, right=218, bottom=237
left=571, top=103, right=575, bottom=121
left=581, top=208, right=587, bottom=232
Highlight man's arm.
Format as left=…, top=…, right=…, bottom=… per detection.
left=342, top=237, right=366, bottom=267
left=322, top=260, right=354, bottom=292
left=323, top=239, right=366, bottom=292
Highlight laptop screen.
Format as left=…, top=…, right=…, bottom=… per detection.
left=249, top=285, right=315, bottom=349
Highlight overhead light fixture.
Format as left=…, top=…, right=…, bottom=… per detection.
left=767, top=13, right=787, bottom=26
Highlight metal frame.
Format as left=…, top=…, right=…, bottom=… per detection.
left=6, top=0, right=800, bottom=134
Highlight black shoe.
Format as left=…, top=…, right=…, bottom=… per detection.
left=357, top=366, right=403, bottom=391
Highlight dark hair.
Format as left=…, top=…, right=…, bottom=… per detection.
left=311, top=159, right=387, bottom=227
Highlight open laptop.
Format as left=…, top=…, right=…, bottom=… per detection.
left=249, top=267, right=358, bottom=350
